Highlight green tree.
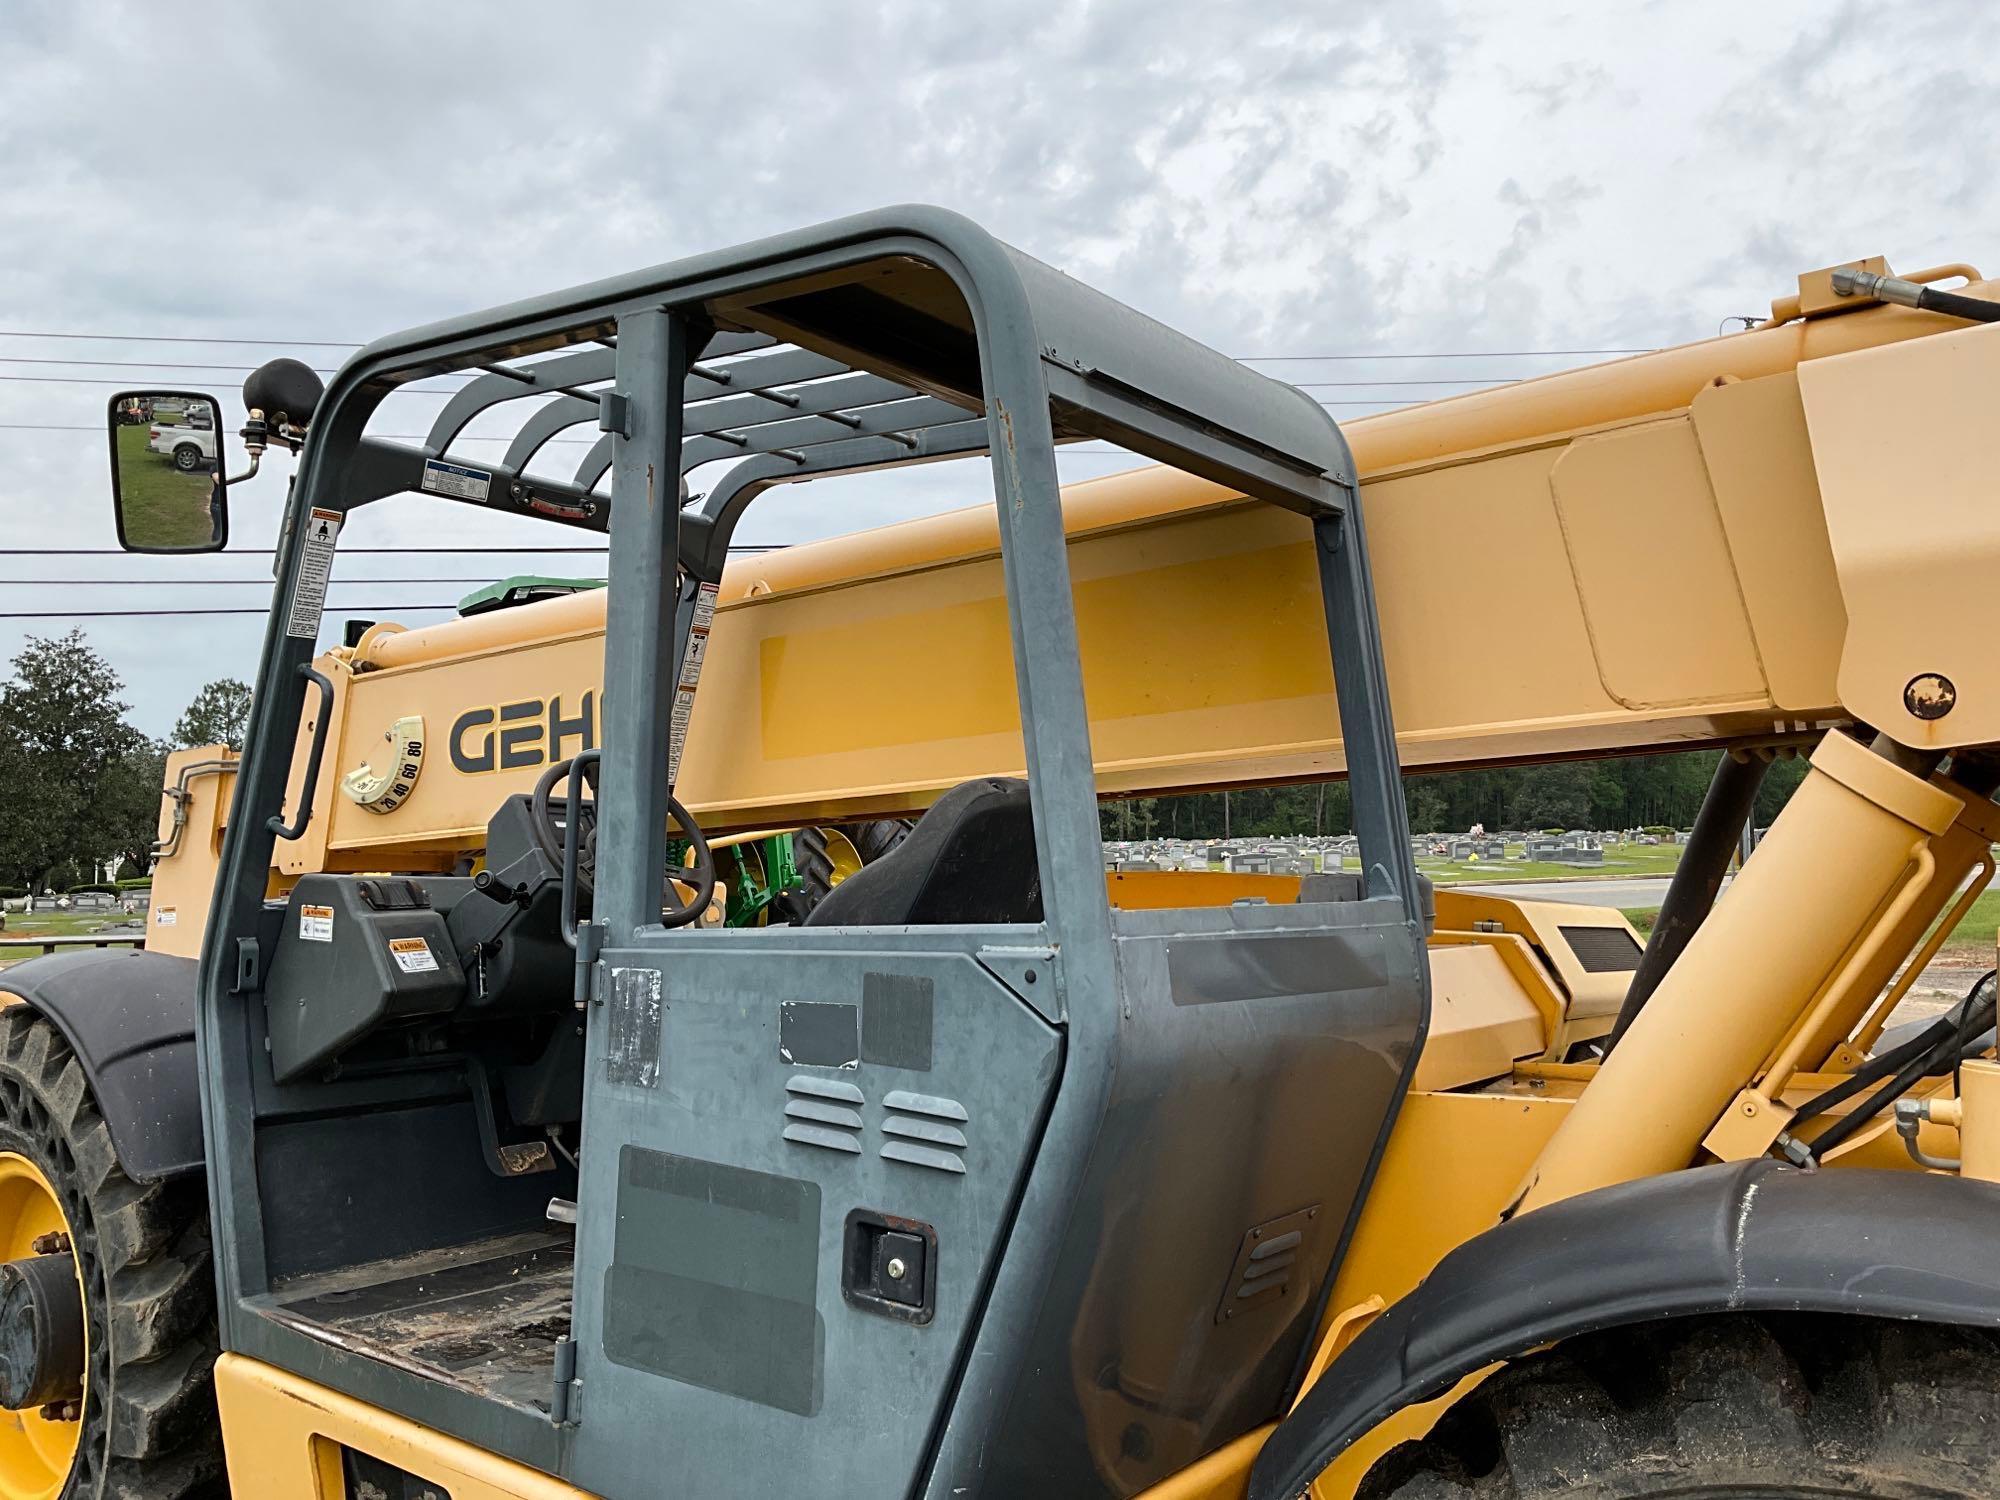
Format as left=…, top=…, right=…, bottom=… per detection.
left=172, top=677, right=253, bottom=751
left=97, top=741, right=169, bottom=877
left=0, top=631, right=147, bottom=899
left=1502, top=763, right=1596, bottom=831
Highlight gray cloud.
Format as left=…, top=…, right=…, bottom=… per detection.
left=0, top=0, right=1994, bottom=732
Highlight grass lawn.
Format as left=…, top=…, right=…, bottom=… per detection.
left=0, top=910, right=144, bottom=968
left=1624, top=885, right=2000, bottom=963
left=114, top=421, right=218, bottom=550
left=1420, top=839, right=1685, bottom=885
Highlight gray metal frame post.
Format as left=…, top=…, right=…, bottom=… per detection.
left=595, top=309, right=695, bottom=941
left=974, top=351, right=1113, bottom=959
left=1315, top=508, right=1421, bottom=912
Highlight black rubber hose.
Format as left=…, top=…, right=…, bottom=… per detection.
left=1919, top=287, right=2000, bottom=324
left=1607, top=751, right=1767, bottom=1052
left=1806, top=972, right=1996, bottom=1159
left=1787, top=1014, right=1961, bottom=1128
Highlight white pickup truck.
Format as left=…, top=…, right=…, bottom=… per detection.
left=148, top=417, right=216, bottom=471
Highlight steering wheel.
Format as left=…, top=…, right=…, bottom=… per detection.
left=531, top=755, right=718, bottom=929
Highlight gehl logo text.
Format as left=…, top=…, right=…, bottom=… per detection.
left=450, top=692, right=598, bottom=774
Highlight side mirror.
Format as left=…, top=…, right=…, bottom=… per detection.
left=107, top=391, right=229, bottom=553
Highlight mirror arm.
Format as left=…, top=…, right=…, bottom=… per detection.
left=223, top=451, right=262, bottom=487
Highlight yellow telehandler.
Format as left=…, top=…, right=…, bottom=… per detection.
left=2, top=211, right=1997, bottom=1499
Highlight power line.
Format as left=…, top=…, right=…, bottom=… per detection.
left=0, top=545, right=780, bottom=557
left=0, top=356, right=348, bottom=376
left=0, top=546, right=613, bottom=556
left=0, top=604, right=464, bottom=619
left=1, top=354, right=1521, bottom=389
left=0, top=328, right=1655, bottom=360
left=0, top=577, right=609, bottom=587
left=1, top=378, right=1422, bottom=412
left=0, top=374, right=463, bottom=394
left=1239, top=348, right=1654, bottom=361
left=1294, top=378, right=1513, bottom=389
left=0, top=424, right=1178, bottom=452
left=0, top=330, right=363, bottom=348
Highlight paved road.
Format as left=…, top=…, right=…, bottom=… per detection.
left=1456, top=875, right=1681, bottom=909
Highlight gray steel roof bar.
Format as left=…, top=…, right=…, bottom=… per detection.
left=678, top=393, right=969, bottom=471
left=493, top=346, right=879, bottom=480
left=423, top=331, right=774, bottom=453
left=570, top=368, right=931, bottom=489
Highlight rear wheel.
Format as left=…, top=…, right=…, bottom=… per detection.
left=792, top=819, right=913, bottom=915
left=0, top=1009, right=219, bottom=1500
left=1358, top=1313, right=2000, bottom=1499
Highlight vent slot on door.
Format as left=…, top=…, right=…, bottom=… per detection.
left=1216, top=1203, right=1320, bottom=1325
left=783, top=1075, right=864, bottom=1155
left=881, top=1089, right=968, bottom=1175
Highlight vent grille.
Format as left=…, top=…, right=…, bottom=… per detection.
left=1560, top=924, right=1645, bottom=974
left=881, top=1089, right=967, bottom=1175
left=1216, top=1204, right=1319, bottom=1324
left=783, top=1075, right=864, bottom=1155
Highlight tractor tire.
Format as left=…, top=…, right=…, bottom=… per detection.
left=0, top=1008, right=220, bottom=1500
left=1357, top=1313, right=2000, bottom=1500
left=793, top=819, right=914, bottom=914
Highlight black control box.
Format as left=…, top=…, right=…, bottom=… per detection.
left=263, top=876, right=467, bottom=1083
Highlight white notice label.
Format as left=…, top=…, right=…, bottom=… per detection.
left=299, top=904, right=334, bottom=942
left=388, top=936, right=439, bottom=974
left=668, top=580, right=721, bottom=783
left=284, top=508, right=344, bottom=639
left=419, top=459, right=493, bottom=503
left=154, top=906, right=177, bottom=927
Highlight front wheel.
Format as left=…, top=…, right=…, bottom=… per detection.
left=0, top=1009, right=219, bottom=1499
left=1359, top=1313, right=2000, bottom=1499
left=171, top=446, right=201, bottom=473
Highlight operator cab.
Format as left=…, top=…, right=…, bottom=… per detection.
left=109, top=209, right=1429, bottom=1499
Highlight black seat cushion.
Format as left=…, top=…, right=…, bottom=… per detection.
left=805, top=777, right=1042, bottom=927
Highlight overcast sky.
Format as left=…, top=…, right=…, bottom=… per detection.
left=3, top=0, right=1995, bottom=735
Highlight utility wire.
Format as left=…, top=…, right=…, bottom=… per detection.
left=0, top=357, right=1521, bottom=391
left=0, top=577, right=609, bottom=587
left=0, top=328, right=1657, bottom=360
left=1239, top=348, right=1653, bottom=361
left=0, top=546, right=617, bottom=556
left=0, top=330, right=363, bottom=348
left=0, top=356, right=349, bottom=376
left=0, top=605, right=464, bottom=619
left=0, top=376, right=1422, bottom=412
left=0, top=374, right=466, bottom=394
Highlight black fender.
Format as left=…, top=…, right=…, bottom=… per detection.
left=1249, top=1159, right=2000, bottom=1500
left=0, top=948, right=203, bottom=1183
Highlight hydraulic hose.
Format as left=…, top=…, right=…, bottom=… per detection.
left=1607, top=750, right=1767, bottom=1053
left=1831, top=269, right=2000, bottom=324
left=1787, top=1013, right=1961, bottom=1129
left=1803, top=971, right=1996, bottom=1161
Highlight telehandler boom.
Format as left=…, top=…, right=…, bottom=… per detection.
left=2, top=215, right=1998, bottom=1500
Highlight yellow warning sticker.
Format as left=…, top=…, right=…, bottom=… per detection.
left=299, top=904, right=335, bottom=942
left=387, top=936, right=439, bottom=974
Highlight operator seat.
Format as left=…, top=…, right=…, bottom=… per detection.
left=804, top=777, right=1043, bottom=927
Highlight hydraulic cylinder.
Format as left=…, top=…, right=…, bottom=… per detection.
left=1514, top=729, right=1958, bottom=1212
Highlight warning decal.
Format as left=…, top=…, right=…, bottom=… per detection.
left=420, top=459, right=493, bottom=503
left=668, top=581, right=720, bottom=784
left=154, top=906, right=177, bottom=928
left=388, top=936, right=439, bottom=974
left=299, top=904, right=334, bottom=943
left=284, top=507, right=344, bottom=639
